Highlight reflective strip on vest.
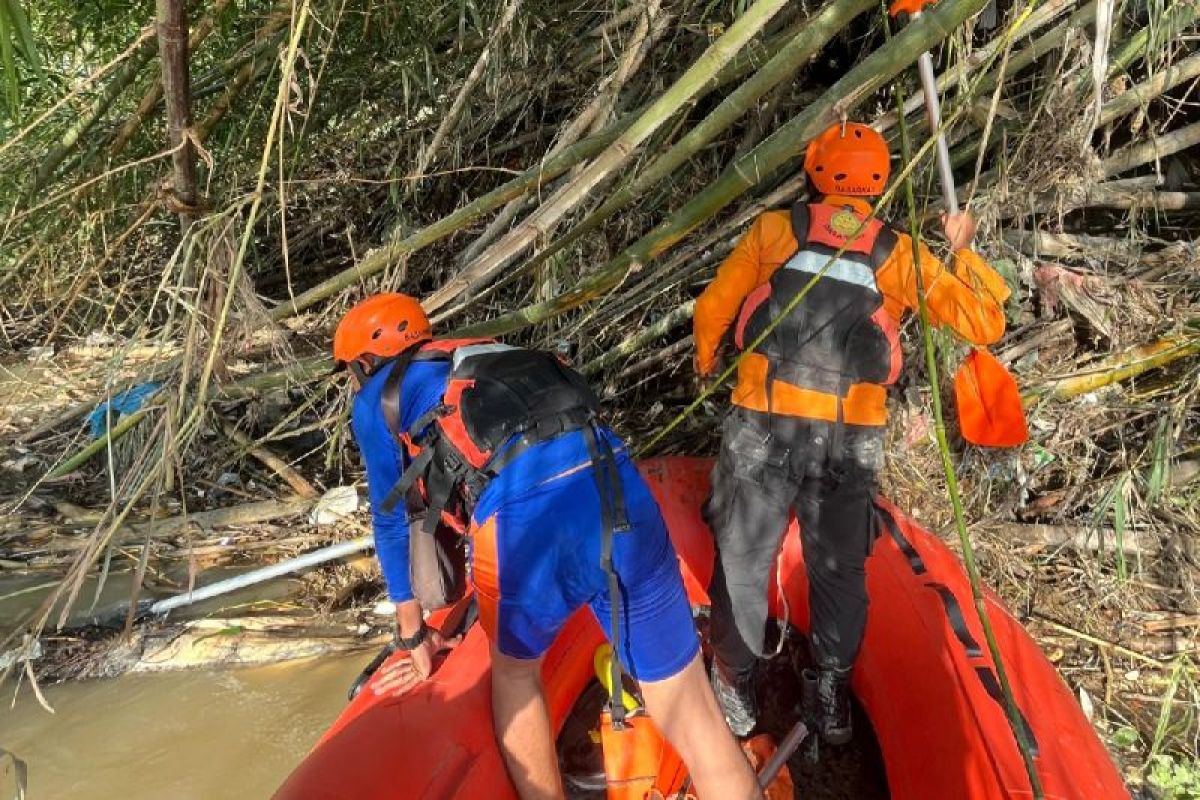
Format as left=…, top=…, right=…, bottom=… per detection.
left=781, top=249, right=879, bottom=293
left=451, top=342, right=515, bottom=370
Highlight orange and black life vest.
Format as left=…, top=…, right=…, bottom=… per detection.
left=376, top=339, right=601, bottom=528
left=733, top=202, right=903, bottom=406
left=375, top=339, right=633, bottom=728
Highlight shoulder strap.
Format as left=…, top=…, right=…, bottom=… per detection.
left=380, top=350, right=418, bottom=443
left=871, top=225, right=900, bottom=270
left=789, top=202, right=811, bottom=251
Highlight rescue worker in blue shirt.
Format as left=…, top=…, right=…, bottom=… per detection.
left=336, top=293, right=759, bottom=800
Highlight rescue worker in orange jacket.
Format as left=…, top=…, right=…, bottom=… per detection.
left=693, top=122, right=1011, bottom=744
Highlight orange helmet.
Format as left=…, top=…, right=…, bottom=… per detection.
left=804, top=122, right=890, bottom=197
left=333, top=293, right=432, bottom=368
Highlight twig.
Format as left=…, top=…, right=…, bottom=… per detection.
left=219, top=420, right=318, bottom=498
left=1032, top=615, right=1171, bottom=667
left=406, top=0, right=525, bottom=198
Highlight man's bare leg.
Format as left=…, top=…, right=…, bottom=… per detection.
left=640, top=652, right=761, bottom=800
left=490, top=644, right=564, bottom=799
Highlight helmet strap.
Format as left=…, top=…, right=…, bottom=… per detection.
left=349, top=360, right=370, bottom=385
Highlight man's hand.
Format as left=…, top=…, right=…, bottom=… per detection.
left=370, top=627, right=463, bottom=697
left=942, top=211, right=977, bottom=252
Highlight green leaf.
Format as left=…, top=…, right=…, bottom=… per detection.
left=1112, top=474, right=1128, bottom=581
left=1148, top=417, right=1170, bottom=503
left=0, top=0, right=18, bottom=118
left=3, top=0, right=41, bottom=81
left=1111, top=726, right=1140, bottom=748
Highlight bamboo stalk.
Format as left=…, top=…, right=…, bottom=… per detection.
left=611, top=336, right=694, bottom=384
left=454, top=0, right=667, bottom=267
left=583, top=299, right=696, bottom=375
left=195, top=42, right=276, bottom=142
left=975, top=0, right=1097, bottom=96
left=457, top=0, right=990, bottom=339
left=1102, top=120, right=1200, bottom=179
left=995, top=523, right=1152, bottom=557
left=154, top=0, right=198, bottom=231
left=892, top=70, right=1043, bottom=796
left=219, top=420, right=318, bottom=498
left=1107, top=1, right=1200, bottom=79
left=31, top=33, right=159, bottom=192
left=406, top=0, right=525, bottom=198
left=1028, top=337, right=1200, bottom=403
left=1099, top=51, right=1200, bottom=128
left=109, top=0, right=261, bottom=158
left=45, top=406, right=154, bottom=481
left=424, top=0, right=794, bottom=313
left=875, top=0, right=1078, bottom=133
left=502, top=0, right=876, bottom=295
left=268, top=118, right=633, bottom=320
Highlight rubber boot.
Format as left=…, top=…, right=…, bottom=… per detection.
left=816, top=666, right=853, bottom=745
left=709, top=658, right=757, bottom=737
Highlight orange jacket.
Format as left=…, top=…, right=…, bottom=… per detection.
left=694, top=196, right=1011, bottom=426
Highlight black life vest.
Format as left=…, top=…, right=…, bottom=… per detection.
left=377, top=339, right=602, bottom=531
left=733, top=202, right=903, bottom=400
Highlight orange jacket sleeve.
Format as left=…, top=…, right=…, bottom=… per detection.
left=693, top=216, right=771, bottom=376
left=878, top=235, right=1010, bottom=346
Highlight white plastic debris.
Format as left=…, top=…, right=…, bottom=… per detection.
left=309, top=486, right=360, bottom=526
left=1078, top=687, right=1095, bottom=722
left=372, top=600, right=396, bottom=617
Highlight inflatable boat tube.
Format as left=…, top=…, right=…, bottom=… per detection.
left=274, top=457, right=1128, bottom=800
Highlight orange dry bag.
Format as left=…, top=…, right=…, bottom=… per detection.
left=954, top=349, right=1029, bottom=448
left=593, top=645, right=692, bottom=800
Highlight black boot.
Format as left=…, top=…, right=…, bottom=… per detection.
left=816, top=666, right=853, bottom=745
left=710, top=658, right=757, bottom=737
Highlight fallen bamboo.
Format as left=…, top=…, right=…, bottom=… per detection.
left=995, top=523, right=1152, bottom=557
left=1102, top=119, right=1200, bottom=180
left=583, top=300, right=696, bottom=375
left=611, top=336, right=694, bottom=384
left=40, top=495, right=316, bottom=550
left=1106, top=2, right=1200, bottom=80
left=454, top=0, right=669, bottom=266
left=457, top=0, right=990, bottom=339
left=875, top=0, right=1079, bottom=133
left=267, top=118, right=633, bottom=320
left=219, top=420, right=318, bottom=498
left=1099, top=50, right=1200, bottom=128
left=45, top=406, right=154, bottom=481
left=425, top=0, right=794, bottom=313
left=500, top=0, right=877, bottom=296
left=1001, top=182, right=1200, bottom=218
left=1001, top=229, right=1159, bottom=263
left=1027, top=337, right=1200, bottom=403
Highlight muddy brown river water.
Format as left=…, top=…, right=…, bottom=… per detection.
left=1, top=651, right=367, bottom=799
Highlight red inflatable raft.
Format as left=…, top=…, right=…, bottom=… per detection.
left=275, top=457, right=1128, bottom=799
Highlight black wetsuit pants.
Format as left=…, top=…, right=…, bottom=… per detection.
left=705, top=407, right=884, bottom=673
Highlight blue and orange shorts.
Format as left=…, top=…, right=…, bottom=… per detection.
left=467, top=437, right=699, bottom=683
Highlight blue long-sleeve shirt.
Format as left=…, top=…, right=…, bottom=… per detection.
left=350, top=357, right=626, bottom=602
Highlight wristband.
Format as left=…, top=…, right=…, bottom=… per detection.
left=395, top=623, right=431, bottom=651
